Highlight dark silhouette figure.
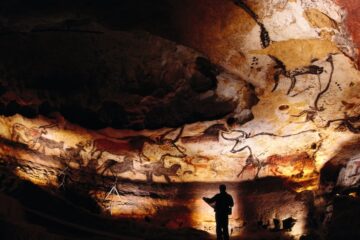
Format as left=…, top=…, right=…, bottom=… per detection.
left=203, top=184, right=234, bottom=240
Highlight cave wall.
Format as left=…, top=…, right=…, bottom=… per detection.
left=0, top=0, right=359, bottom=239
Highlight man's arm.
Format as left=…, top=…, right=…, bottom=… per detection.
left=203, top=194, right=217, bottom=204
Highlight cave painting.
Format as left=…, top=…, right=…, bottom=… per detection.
left=90, top=128, right=185, bottom=163
left=99, top=157, right=137, bottom=177
left=90, top=127, right=187, bottom=182
left=235, top=0, right=338, bottom=99
left=140, top=159, right=184, bottom=183
left=2, top=104, right=356, bottom=186
left=0, top=0, right=359, bottom=238
left=221, top=129, right=320, bottom=178
left=326, top=114, right=360, bottom=133
left=98, top=157, right=188, bottom=183
left=11, top=122, right=61, bottom=153
left=3, top=119, right=323, bottom=184
left=6, top=121, right=190, bottom=184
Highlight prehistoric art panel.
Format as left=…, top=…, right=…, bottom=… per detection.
left=0, top=0, right=359, bottom=238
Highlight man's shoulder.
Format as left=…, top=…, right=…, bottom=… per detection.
left=226, top=193, right=233, bottom=199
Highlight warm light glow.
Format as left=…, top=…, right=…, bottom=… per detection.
left=14, top=166, right=58, bottom=187
left=191, top=187, right=243, bottom=236
left=349, top=192, right=357, bottom=198
left=90, top=190, right=173, bottom=217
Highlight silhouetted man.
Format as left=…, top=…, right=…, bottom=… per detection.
left=203, top=184, right=234, bottom=240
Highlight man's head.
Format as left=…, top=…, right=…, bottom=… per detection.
left=219, top=184, right=226, bottom=193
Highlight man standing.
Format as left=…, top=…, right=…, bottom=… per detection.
left=203, top=184, right=234, bottom=240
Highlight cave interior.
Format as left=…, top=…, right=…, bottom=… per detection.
left=0, top=0, right=360, bottom=239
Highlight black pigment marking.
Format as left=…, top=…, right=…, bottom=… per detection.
left=326, top=114, right=360, bottom=134
left=272, top=63, right=324, bottom=95
left=233, top=0, right=270, bottom=48
left=259, top=23, right=271, bottom=48
left=233, top=0, right=334, bottom=98
left=313, top=55, right=334, bottom=111
left=279, top=105, right=289, bottom=111
left=221, top=129, right=317, bottom=178
left=290, top=55, right=337, bottom=123
left=291, top=110, right=317, bottom=123
left=335, top=82, right=342, bottom=91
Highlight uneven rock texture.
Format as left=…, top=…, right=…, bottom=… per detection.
left=335, top=0, right=360, bottom=67
left=168, top=0, right=357, bottom=84
left=0, top=0, right=359, bottom=239
left=0, top=30, right=255, bottom=130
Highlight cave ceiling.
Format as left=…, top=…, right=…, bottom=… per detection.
left=0, top=0, right=360, bottom=238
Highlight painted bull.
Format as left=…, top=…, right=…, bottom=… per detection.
left=221, top=129, right=321, bottom=178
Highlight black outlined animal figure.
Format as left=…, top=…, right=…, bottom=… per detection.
left=271, top=57, right=324, bottom=95
left=140, top=159, right=182, bottom=183
left=11, top=123, right=57, bottom=148
left=61, top=141, right=90, bottom=167
left=34, top=136, right=64, bottom=154
left=98, top=157, right=136, bottom=177
left=62, top=142, right=87, bottom=158
left=90, top=127, right=186, bottom=163
left=325, top=114, right=360, bottom=133
left=221, top=129, right=320, bottom=178
left=181, top=124, right=227, bottom=143
left=234, top=0, right=335, bottom=96
left=137, top=127, right=186, bottom=162
left=291, top=54, right=336, bottom=121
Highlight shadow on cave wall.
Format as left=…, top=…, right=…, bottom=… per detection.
left=0, top=137, right=210, bottom=239
left=0, top=141, right=314, bottom=240
left=0, top=0, right=177, bottom=38
left=320, top=137, right=360, bottom=187
left=146, top=179, right=308, bottom=240
left=0, top=166, right=213, bottom=240
left=1, top=134, right=360, bottom=239
left=318, top=136, right=360, bottom=240
left=0, top=30, right=249, bottom=130
left=237, top=177, right=306, bottom=240
left=0, top=160, right=302, bottom=240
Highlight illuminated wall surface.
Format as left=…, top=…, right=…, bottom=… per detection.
left=0, top=0, right=359, bottom=239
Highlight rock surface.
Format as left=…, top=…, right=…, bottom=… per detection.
left=0, top=30, right=255, bottom=129
left=0, top=0, right=359, bottom=239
